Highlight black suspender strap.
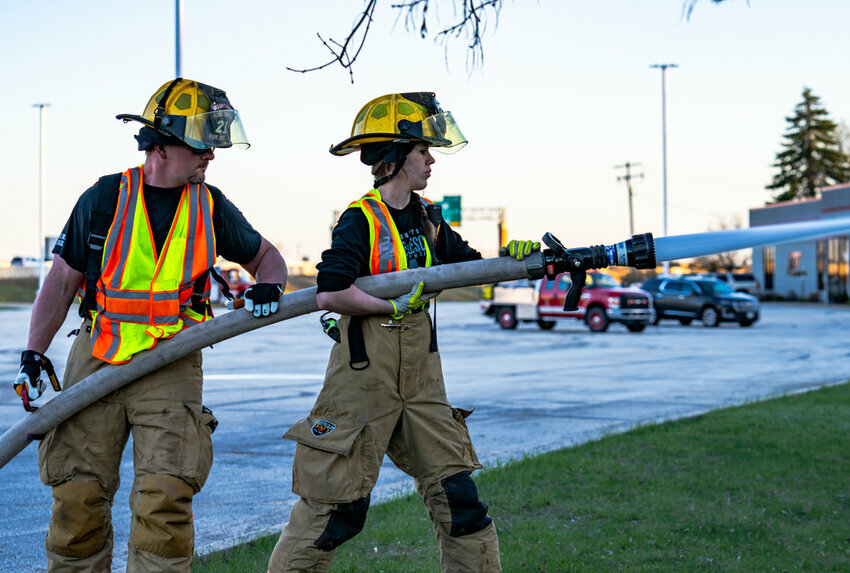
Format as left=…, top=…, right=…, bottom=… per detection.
left=79, top=173, right=122, bottom=318
left=347, top=316, right=370, bottom=370
left=429, top=299, right=438, bottom=353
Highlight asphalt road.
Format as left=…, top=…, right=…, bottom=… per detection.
left=1, top=301, right=848, bottom=572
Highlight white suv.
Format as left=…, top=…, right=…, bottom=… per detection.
left=691, top=271, right=760, bottom=295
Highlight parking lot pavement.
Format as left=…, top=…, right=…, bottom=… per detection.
left=1, top=301, right=849, bottom=571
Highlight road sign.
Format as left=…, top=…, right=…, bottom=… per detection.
left=441, top=195, right=461, bottom=226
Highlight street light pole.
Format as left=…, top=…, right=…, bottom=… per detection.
left=650, top=63, right=677, bottom=274
left=175, top=0, right=183, bottom=77
left=32, top=103, right=50, bottom=292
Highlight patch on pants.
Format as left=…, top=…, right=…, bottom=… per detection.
left=46, top=480, right=110, bottom=558
left=286, top=416, right=363, bottom=454
left=314, top=495, right=371, bottom=551
left=311, top=420, right=336, bottom=437
left=442, top=471, right=492, bottom=537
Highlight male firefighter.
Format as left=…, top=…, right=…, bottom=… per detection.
left=13, top=78, right=287, bottom=571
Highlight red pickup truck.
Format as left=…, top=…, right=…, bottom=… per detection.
left=481, top=271, right=655, bottom=333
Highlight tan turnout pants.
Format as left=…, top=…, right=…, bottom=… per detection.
left=37, top=319, right=215, bottom=572
left=268, top=311, right=501, bottom=572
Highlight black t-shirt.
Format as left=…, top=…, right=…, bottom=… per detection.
left=53, top=179, right=263, bottom=273
left=317, top=196, right=482, bottom=293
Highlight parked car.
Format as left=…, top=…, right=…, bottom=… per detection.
left=481, top=271, right=654, bottom=333
left=688, top=271, right=761, bottom=295
left=10, top=256, right=40, bottom=267
left=641, top=276, right=760, bottom=327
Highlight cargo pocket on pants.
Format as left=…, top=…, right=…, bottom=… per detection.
left=184, top=404, right=217, bottom=494
left=38, top=426, right=67, bottom=486
left=285, top=416, right=367, bottom=503
left=452, top=407, right=482, bottom=470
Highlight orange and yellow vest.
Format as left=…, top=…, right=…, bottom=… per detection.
left=347, top=190, right=439, bottom=275
left=88, top=166, right=217, bottom=364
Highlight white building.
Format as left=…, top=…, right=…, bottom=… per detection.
left=750, top=183, right=850, bottom=303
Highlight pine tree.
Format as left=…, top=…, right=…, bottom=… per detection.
left=766, top=87, right=850, bottom=203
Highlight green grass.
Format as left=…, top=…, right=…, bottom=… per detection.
left=194, top=382, right=850, bottom=572
left=0, top=278, right=37, bottom=303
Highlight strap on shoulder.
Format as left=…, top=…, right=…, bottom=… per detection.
left=79, top=173, right=122, bottom=317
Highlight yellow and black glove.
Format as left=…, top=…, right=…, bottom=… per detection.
left=388, top=281, right=437, bottom=319
left=499, top=239, right=541, bottom=261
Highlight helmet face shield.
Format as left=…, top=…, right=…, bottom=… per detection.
left=181, top=108, right=249, bottom=149
left=400, top=111, right=466, bottom=153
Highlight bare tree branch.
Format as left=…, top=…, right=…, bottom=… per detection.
left=286, top=0, right=379, bottom=84
left=393, top=0, right=429, bottom=38
left=433, top=0, right=502, bottom=71
left=289, top=0, right=503, bottom=82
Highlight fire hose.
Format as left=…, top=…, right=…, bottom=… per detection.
left=2, top=216, right=850, bottom=470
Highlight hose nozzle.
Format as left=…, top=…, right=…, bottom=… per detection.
left=534, top=232, right=656, bottom=311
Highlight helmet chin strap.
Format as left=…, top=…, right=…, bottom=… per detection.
left=373, top=158, right=406, bottom=188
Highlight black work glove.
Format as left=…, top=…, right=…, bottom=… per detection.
left=243, top=283, right=283, bottom=318
left=13, top=350, right=61, bottom=411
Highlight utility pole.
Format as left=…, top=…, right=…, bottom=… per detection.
left=498, top=207, right=506, bottom=250
left=614, top=162, right=643, bottom=236
left=32, top=103, right=50, bottom=292
left=650, top=63, right=677, bottom=274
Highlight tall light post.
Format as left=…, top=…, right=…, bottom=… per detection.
left=175, top=0, right=183, bottom=77
left=32, top=103, right=50, bottom=291
left=650, top=63, right=677, bottom=274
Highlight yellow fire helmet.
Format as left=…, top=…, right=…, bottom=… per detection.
left=329, top=92, right=466, bottom=156
left=116, top=78, right=250, bottom=150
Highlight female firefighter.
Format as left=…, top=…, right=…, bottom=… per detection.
left=268, top=92, right=538, bottom=572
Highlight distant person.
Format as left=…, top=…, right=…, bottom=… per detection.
left=12, top=78, right=287, bottom=572
left=267, top=92, right=538, bottom=572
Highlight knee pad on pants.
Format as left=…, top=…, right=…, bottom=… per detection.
left=314, top=495, right=371, bottom=551
left=130, top=473, right=194, bottom=558
left=442, top=471, right=492, bottom=537
left=46, top=480, right=110, bottom=558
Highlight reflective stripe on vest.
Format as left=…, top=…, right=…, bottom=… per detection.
left=91, top=166, right=216, bottom=364
left=347, top=189, right=433, bottom=275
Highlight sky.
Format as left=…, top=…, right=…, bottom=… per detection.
left=3, top=0, right=850, bottom=266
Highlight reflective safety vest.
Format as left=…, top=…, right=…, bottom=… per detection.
left=347, top=189, right=438, bottom=275
left=89, top=166, right=217, bottom=364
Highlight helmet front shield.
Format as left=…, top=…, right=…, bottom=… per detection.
left=403, top=111, right=467, bottom=154
left=180, top=108, right=250, bottom=150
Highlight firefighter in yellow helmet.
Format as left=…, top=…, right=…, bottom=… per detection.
left=14, top=78, right=287, bottom=572
left=268, top=92, right=537, bottom=572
